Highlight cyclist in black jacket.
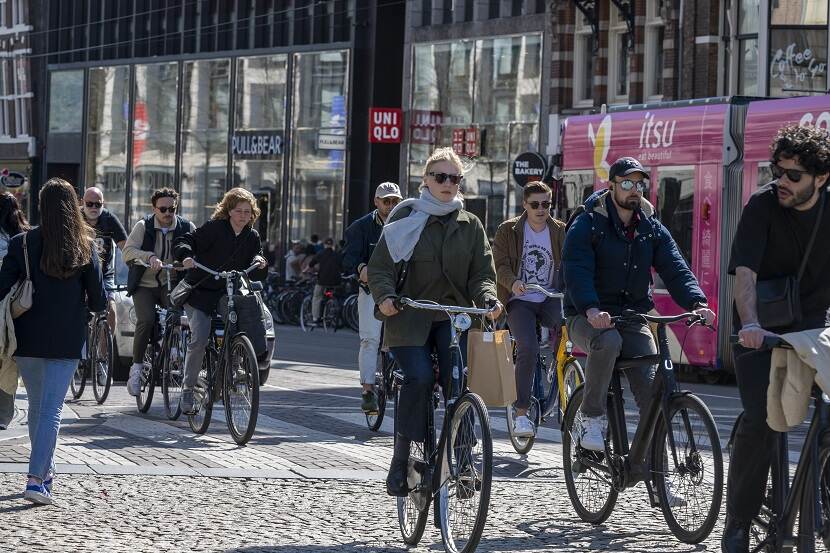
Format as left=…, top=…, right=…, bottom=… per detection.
left=308, top=238, right=342, bottom=323
left=342, top=182, right=402, bottom=413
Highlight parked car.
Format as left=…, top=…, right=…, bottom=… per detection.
left=111, top=250, right=276, bottom=384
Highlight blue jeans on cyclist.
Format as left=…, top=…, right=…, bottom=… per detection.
left=566, top=314, right=657, bottom=451
left=506, top=297, right=562, bottom=436
left=386, top=320, right=467, bottom=496
left=180, top=304, right=212, bottom=414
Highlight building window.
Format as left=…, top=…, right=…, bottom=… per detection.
left=180, top=59, right=231, bottom=227
left=736, top=0, right=759, bottom=94
left=768, top=0, right=828, bottom=97
left=645, top=0, right=666, bottom=99
left=608, top=6, right=630, bottom=103
left=132, top=62, right=178, bottom=226
left=573, top=13, right=595, bottom=107
left=86, top=66, right=131, bottom=223
left=48, top=70, right=83, bottom=134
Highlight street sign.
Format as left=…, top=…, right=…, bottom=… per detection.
left=317, top=131, right=346, bottom=150
left=0, top=169, right=25, bottom=188
left=512, top=152, right=548, bottom=186
left=369, top=107, right=402, bottom=143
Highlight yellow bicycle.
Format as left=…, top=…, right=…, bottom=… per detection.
left=506, top=285, right=585, bottom=454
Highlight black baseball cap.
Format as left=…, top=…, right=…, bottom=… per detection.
left=608, top=157, right=650, bottom=180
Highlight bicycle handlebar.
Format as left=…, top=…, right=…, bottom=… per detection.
left=611, top=311, right=707, bottom=326
left=134, top=259, right=178, bottom=270
left=522, top=284, right=564, bottom=299
left=193, top=260, right=260, bottom=279
left=729, top=334, right=791, bottom=350
left=397, top=297, right=498, bottom=316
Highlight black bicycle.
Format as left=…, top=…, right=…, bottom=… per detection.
left=70, top=310, right=114, bottom=404
left=392, top=297, right=495, bottom=553
left=726, top=335, right=830, bottom=552
left=562, top=310, right=723, bottom=544
left=134, top=262, right=189, bottom=420
left=366, top=324, right=399, bottom=432
left=186, top=261, right=261, bottom=446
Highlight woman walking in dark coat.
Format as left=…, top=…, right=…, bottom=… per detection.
left=0, top=178, right=106, bottom=504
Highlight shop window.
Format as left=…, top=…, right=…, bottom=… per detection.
left=412, top=42, right=474, bottom=126
left=234, top=54, right=288, bottom=251
left=48, top=69, right=83, bottom=133
left=573, top=14, right=595, bottom=108
left=768, top=28, right=828, bottom=97
left=771, top=0, right=827, bottom=25
left=180, top=59, right=231, bottom=226
left=654, top=167, right=695, bottom=289
left=85, top=65, right=130, bottom=223
left=132, top=62, right=179, bottom=226
left=289, top=49, right=349, bottom=244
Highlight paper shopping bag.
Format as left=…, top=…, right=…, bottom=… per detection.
left=466, top=329, right=517, bottom=408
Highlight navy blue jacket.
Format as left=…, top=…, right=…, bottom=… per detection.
left=342, top=210, right=383, bottom=276
left=562, top=190, right=706, bottom=317
left=0, top=228, right=107, bottom=359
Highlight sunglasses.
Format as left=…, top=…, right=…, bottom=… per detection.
left=770, top=162, right=812, bottom=183
left=156, top=206, right=177, bottom=214
left=527, top=200, right=552, bottom=210
left=428, top=172, right=463, bottom=185
left=85, top=201, right=102, bottom=209
left=618, top=179, right=647, bottom=192
left=380, top=197, right=400, bottom=206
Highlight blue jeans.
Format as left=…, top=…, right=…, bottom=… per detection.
left=17, top=357, right=78, bottom=481
left=390, top=321, right=467, bottom=442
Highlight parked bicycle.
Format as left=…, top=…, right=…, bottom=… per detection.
left=726, top=335, right=830, bottom=552
left=186, top=260, right=261, bottom=445
left=505, top=284, right=584, bottom=454
left=562, top=310, right=723, bottom=544
left=69, top=310, right=115, bottom=405
left=133, top=261, right=189, bottom=421
left=393, top=297, right=495, bottom=553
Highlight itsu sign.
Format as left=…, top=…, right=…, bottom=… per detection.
left=369, top=108, right=402, bottom=143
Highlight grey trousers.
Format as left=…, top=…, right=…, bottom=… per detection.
left=566, top=314, right=657, bottom=418
left=132, top=286, right=168, bottom=364
left=183, top=304, right=212, bottom=390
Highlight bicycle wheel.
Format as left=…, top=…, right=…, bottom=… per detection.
left=816, top=447, right=830, bottom=550
left=91, top=319, right=114, bottom=404
left=438, top=392, right=493, bottom=553
left=70, top=359, right=87, bottom=399
left=505, top=397, right=540, bottom=455
left=366, top=351, right=389, bottom=431
left=651, top=393, right=723, bottom=544
left=562, top=385, right=619, bottom=524
left=322, top=297, right=341, bottom=332
left=559, top=359, right=585, bottom=418
left=136, top=342, right=156, bottom=413
left=188, top=351, right=214, bottom=434
left=224, top=334, right=260, bottom=445
left=162, top=325, right=187, bottom=421
left=299, top=295, right=314, bottom=332
left=394, top=384, right=429, bottom=545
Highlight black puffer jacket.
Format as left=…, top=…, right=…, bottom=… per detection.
left=174, top=219, right=267, bottom=313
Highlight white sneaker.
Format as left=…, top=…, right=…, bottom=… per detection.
left=512, top=415, right=535, bottom=438
left=127, top=363, right=142, bottom=397
left=577, top=413, right=606, bottom=452
left=658, top=479, right=688, bottom=508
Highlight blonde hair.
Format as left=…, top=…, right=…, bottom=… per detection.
left=212, top=187, right=261, bottom=224
left=423, top=147, right=464, bottom=177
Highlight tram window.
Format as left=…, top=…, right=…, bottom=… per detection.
left=654, top=168, right=694, bottom=289
left=559, top=171, right=594, bottom=221
left=757, top=163, right=773, bottom=187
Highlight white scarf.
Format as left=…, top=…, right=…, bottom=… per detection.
left=382, top=189, right=463, bottom=263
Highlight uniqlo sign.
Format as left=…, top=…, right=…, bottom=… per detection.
left=452, top=127, right=478, bottom=157
left=369, top=107, right=403, bottom=143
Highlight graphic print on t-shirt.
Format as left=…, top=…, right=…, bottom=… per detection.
left=515, top=221, right=554, bottom=303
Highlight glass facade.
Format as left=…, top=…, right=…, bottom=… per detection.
left=48, top=70, right=84, bottom=133
left=409, top=35, right=542, bottom=236
left=86, top=65, right=130, bottom=223
left=290, top=50, right=350, bottom=244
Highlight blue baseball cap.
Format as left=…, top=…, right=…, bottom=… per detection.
left=609, top=157, right=650, bottom=180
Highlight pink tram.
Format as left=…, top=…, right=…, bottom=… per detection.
left=557, top=95, right=830, bottom=376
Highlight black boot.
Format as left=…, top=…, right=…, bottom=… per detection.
left=386, top=434, right=410, bottom=497
left=721, top=515, right=750, bottom=553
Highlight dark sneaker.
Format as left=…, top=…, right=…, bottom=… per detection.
left=180, top=389, right=197, bottom=415
left=386, top=456, right=409, bottom=497
left=361, top=390, right=378, bottom=414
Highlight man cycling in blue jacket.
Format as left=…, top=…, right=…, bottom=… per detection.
left=562, top=157, right=715, bottom=456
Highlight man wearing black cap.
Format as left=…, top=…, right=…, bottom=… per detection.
left=562, top=157, right=715, bottom=458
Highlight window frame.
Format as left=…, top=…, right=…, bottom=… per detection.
left=644, top=0, right=666, bottom=101
left=573, top=12, right=595, bottom=108
left=607, top=5, right=631, bottom=105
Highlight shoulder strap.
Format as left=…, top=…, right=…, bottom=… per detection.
left=797, top=191, right=826, bottom=281
left=22, top=232, right=30, bottom=280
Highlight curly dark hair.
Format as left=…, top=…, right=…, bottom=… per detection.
left=151, top=187, right=179, bottom=206
left=771, top=124, right=830, bottom=176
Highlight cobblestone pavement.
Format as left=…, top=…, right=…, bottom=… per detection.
left=0, top=326, right=735, bottom=551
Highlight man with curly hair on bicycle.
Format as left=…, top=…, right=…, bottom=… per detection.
left=723, top=124, right=830, bottom=553
left=493, top=180, right=565, bottom=438
left=562, top=156, right=714, bottom=481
